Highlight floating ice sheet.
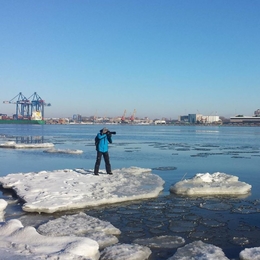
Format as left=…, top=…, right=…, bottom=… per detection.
left=43, top=148, right=83, bottom=154
left=37, top=212, right=120, bottom=249
left=100, top=243, right=151, bottom=260
left=239, top=247, right=260, bottom=260
left=133, top=235, right=185, bottom=248
left=0, top=167, right=164, bottom=213
left=170, top=172, right=251, bottom=196
left=0, top=141, right=54, bottom=149
left=167, top=240, right=229, bottom=260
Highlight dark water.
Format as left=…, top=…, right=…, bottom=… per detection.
left=0, top=124, right=260, bottom=259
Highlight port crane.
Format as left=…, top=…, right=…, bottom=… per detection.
left=121, top=109, right=127, bottom=122
left=130, top=109, right=136, bottom=122
left=3, top=92, right=51, bottom=120
left=27, top=92, right=51, bottom=119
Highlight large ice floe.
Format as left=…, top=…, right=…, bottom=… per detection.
left=0, top=167, right=164, bottom=213
left=0, top=141, right=54, bottom=149
left=170, top=172, right=252, bottom=196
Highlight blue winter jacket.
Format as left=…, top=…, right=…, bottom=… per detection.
left=96, top=132, right=112, bottom=152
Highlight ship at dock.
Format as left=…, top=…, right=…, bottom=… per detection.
left=0, top=120, right=45, bottom=125
left=0, top=92, right=50, bottom=125
left=0, top=111, right=46, bottom=124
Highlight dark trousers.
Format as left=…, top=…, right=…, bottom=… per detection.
left=94, top=151, right=111, bottom=174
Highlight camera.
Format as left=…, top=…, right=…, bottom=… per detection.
left=107, top=131, right=116, bottom=135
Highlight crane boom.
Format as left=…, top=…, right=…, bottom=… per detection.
left=130, top=109, right=136, bottom=121
left=121, top=109, right=127, bottom=121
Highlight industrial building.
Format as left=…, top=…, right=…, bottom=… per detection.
left=179, top=114, right=221, bottom=124
left=229, top=109, right=260, bottom=124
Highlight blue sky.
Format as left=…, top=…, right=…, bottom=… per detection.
left=0, top=0, right=259, bottom=119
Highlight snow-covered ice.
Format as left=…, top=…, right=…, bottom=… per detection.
left=0, top=205, right=152, bottom=260
left=37, top=212, right=121, bottom=249
left=0, top=199, right=8, bottom=222
left=0, top=167, right=260, bottom=259
left=0, top=141, right=54, bottom=149
left=167, top=240, right=229, bottom=260
left=0, top=167, right=260, bottom=260
left=0, top=199, right=8, bottom=212
left=0, top=219, right=100, bottom=260
left=1, top=206, right=260, bottom=260
left=100, top=243, right=152, bottom=260
left=0, top=167, right=165, bottom=213
left=240, top=247, right=260, bottom=260
left=133, top=235, right=185, bottom=248
left=170, top=172, right=252, bottom=196
left=43, top=148, right=84, bottom=154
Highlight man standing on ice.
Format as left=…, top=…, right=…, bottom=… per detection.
left=94, top=127, right=114, bottom=175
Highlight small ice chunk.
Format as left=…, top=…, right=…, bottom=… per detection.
left=0, top=199, right=8, bottom=212
left=38, top=212, right=121, bottom=236
left=86, top=231, right=119, bottom=249
left=100, top=243, right=151, bottom=260
left=37, top=212, right=120, bottom=248
left=133, top=235, right=185, bottom=248
left=170, top=172, right=251, bottom=196
left=239, top=247, right=260, bottom=260
left=167, top=240, right=229, bottom=259
left=0, top=199, right=8, bottom=222
left=43, top=148, right=83, bottom=154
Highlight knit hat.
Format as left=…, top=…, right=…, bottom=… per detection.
left=102, top=128, right=108, bottom=134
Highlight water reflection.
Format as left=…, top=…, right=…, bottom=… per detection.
left=15, top=136, right=44, bottom=144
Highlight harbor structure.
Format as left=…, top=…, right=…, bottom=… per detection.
left=1, top=92, right=51, bottom=124
left=179, top=114, right=221, bottom=124
left=230, top=109, right=260, bottom=124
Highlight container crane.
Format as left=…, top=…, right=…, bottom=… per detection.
left=3, top=92, right=31, bottom=119
left=27, top=92, right=51, bottom=120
